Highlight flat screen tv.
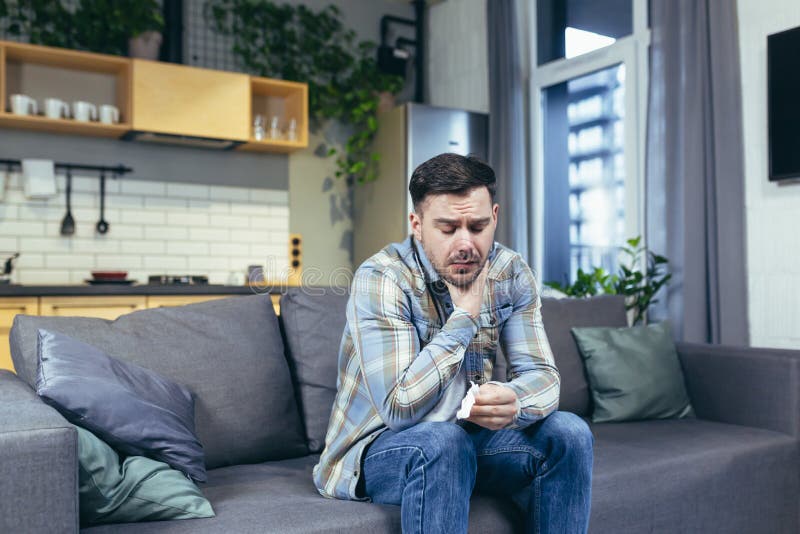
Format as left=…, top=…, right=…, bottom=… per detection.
left=768, top=25, right=800, bottom=182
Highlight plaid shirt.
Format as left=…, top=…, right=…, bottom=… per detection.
left=312, top=236, right=560, bottom=500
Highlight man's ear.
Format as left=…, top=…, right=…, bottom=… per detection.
left=409, top=210, right=422, bottom=241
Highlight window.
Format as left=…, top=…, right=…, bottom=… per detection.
left=528, top=0, right=650, bottom=286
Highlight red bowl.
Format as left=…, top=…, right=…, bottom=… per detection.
left=91, top=270, right=128, bottom=281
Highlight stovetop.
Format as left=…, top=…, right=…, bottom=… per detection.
left=147, top=275, right=209, bottom=286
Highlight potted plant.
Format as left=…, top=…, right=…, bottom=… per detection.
left=123, top=0, right=164, bottom=59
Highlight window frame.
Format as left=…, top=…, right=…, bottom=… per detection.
left=526, top=0, right=651, bottom=280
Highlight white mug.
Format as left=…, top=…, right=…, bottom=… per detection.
left=44, top=98, right=69, bottom=119
left=99, top=104, right=120, bottom=124
left=72, top=101, right=97, bottom=122
left=9, top=94, right=38, bottom=116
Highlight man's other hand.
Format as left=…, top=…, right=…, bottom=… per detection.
left=465, top=383, right=518, bottom=431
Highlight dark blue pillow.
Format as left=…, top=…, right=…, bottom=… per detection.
left=35, top=329, right=206, bottom=482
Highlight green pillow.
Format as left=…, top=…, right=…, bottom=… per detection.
left=76, top=426, right=215, bottom=526
left=570, top=321, right=694, bottom=423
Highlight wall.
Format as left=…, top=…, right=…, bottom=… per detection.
left=737, top=0, right=800, bottom=348
left=427, top=0, right=489, bottom=113
left=0, top=171, right=288, bottom=285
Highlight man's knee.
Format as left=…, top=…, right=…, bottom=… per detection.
left=541, top=411, right=594, bottom=453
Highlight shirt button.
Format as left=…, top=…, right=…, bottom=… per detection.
left=474, top=374, right=481, bottom=381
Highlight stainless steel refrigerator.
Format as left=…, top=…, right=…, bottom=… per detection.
left=353, top=102, right=489, bottom=266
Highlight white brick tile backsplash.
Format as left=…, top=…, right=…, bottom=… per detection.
left=189, top=256, right=229, bottom=270
left=145, top=196, right=189, bottom=211
left=166, top=212, right=209, bottom=227
left=72, top=237, right=120, bottom=254
left=123, top=240, right=166, bottom=254
left=144, top=226, right=189, bottom=241
left=210, top=214, right=250, bottom=229
left=94, top=255, right=143, bottom=270
left=0, top=236, right=18, bottom=250
left=167, top=242, right=209, bottom=255
left=144, top=255, right=188, bottom=270
left=18, top=237, right=70, bottom=253
left=120, top=180, right=167, bottom=197
left=188, top=199, right=230, bottom=214
left=209, top=242, right=251, bottom=256
left=0, top=220, right=45, bottom=237
left=120, top=210, right=166, bottom=225
left=189, top=227, right=230, bottom=242
left=45, top=254, right=95, bottom=269
left=0, top=205, right=19, bottom=219
left=211, top=185, right=250, bottom=202
left=166, top=183, right=210, bottom=199
left=11, top=179, right=289, bottom=284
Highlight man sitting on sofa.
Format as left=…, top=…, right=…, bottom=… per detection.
left=313, top=153, right=594, bottom=533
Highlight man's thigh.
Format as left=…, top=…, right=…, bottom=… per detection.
left=360, top=421, right=476, bottom=503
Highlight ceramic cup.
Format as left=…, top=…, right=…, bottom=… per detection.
left=99, top=104, right=120, bottom=124
left=9, top=94, right=37, bottom=116
left=44, top=98, right=69, bottom=119
left=72, top=101, right=97, bottom=122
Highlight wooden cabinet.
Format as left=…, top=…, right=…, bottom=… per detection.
left=131, top=59, right=250, bottom=141
left=0, top=40, right=131, bottom=138
left=145, top=295, right=230, bottom=308
left=39, top=296, right=147, bottom=320
left=0, top=40, right=308, bottom=153
left=0, top=297, right=38, bottom=372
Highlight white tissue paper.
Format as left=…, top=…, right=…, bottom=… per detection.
left=22, top=158, right=57, bottom=199
left=456, top=381, right=481, bottom=420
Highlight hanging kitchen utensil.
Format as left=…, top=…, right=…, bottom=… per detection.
left=96, top=170, right=109, bottom=234
left=59, top=169, right=75, bottom=236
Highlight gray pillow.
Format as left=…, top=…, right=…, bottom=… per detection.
left=279, top=289, right=349, bottom=453
left=571, top=321, right=694, bottom=423
left=36, top=329, right=206, bottom=482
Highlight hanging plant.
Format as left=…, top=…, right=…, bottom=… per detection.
left=205, top=0, right=403, bottom=184
left=0, top=0, right=163, bottom=56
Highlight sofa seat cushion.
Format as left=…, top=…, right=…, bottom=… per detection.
left=81, top=455, right=521, bottom=534
left=589, top=418, right=799, bottom=534
left=10, top=295, right=308, bottom=470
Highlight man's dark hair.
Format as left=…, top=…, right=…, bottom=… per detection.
left=409, top=153, right=496, bottom=212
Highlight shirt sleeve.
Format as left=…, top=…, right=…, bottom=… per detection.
left=348, top=267, right=479, bottom=432
left=492, top=259, right=561, bottom=430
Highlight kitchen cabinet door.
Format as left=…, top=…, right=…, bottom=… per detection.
left=132, top=59, right=250, bottom=141
left=146, top=294, right=281, bottom=316
left=39, top=296, right=146, bottom=320
left=0, top=297, right=38, bottom=372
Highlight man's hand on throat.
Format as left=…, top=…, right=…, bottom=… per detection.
left=444, top=262, right=489, bottom=318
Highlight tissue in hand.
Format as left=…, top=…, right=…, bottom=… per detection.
left=456, top=381, right=481, bottom=420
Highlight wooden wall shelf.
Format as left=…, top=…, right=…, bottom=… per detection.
left=0, top=40, right=309, bottom=154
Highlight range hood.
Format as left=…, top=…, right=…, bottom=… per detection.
left=121, top=130, right=243, bottom=150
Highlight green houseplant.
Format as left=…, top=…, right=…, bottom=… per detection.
left=545, top=237, right=672, bottom=325
left=205, top=0, right=404, bottom=185
left=0, top=0, right=163, bottom=57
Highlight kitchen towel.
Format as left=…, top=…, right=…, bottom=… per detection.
left=22, top=158, right=57, bottom=199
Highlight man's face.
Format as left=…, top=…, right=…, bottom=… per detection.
left=409, top=186, right=498, bottom=288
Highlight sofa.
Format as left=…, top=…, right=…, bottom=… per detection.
left=1, top=289, right=798, bottom=533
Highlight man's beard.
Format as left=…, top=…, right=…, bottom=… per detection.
left=421, top=241, right=488, bottom=288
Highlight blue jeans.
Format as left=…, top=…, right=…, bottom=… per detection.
left=359, top=411, right=593, bottom=534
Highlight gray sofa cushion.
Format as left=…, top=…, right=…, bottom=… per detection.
left=588, top=418, right=799, bottom=533
left=82, top=455, right=521, bottom=534
left=279, top=289, right=350, bottom=453
left=10, top=295, right=308, bottom=469
left=540, top=296, right=628, bottom=416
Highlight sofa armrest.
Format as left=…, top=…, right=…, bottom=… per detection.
left=677, top=342, right=800, bottom=438
left=0, top=370, right=78, bottom=533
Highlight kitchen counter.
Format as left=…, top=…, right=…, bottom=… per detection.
left=0, top=284, right=284, bottom=297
